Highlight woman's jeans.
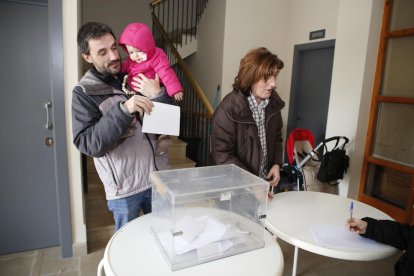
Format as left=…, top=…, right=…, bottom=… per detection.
left=107, top=188, right=152, bottom=231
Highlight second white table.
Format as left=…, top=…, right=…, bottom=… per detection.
left=265, top=191, right=399, bottom=275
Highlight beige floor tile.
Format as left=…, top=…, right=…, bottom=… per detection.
left=0, top=253, right=35, bottom=276
left=73, top=243, right=88, bottom=258
left=39, top=247, right=80, bottom=275
left=46, top=271, right=79, bottom=276
left=80, top=249, right=105, bottom=276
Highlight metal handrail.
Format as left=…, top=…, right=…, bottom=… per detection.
left=150, top=0, right=163, bottom=6
left=152, top=15, right=213, bottom=116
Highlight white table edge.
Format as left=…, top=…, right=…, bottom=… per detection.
left=265, top=216, right=399, bottom=261
left=103, top=215, right=285, bottom=276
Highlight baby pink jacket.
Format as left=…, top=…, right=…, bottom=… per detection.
left=119, top=23, right=183, bottom=97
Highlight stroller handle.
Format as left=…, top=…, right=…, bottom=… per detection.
left=295, top=136, right=349, bottom=169
left=322, top=136, right=349, bottom=150
left=323, top=136, right=349, bottom=145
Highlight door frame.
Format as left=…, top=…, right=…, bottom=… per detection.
left=49, top=0, right=72, bottom=258
left=287, top=39, right=335, bottom=142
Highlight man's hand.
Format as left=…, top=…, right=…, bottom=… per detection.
left=131, top=73, right=162, bottom=98
left=123, top=95, right=154, bottom=116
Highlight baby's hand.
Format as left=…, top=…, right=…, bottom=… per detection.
left=174, top=92, right=183, bottom=101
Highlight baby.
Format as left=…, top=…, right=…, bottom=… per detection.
left=119, top=22, right=183, bottom=155
left=119, top=22, right=183, bottom=103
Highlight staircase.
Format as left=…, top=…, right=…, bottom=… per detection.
left=169, top=137, right=197, bottom=168
left=151, top=0, right=213, bottom=167
left=151, top=0, right=206, bottom=60
left=169, top=28, right=198, bottom=59
left=85, top=138, right=195, bottom=252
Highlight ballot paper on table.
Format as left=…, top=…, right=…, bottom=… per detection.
left=157, top=215, right=249, bottom=256
left=309, top=224, right=383, bottom=250
left=142, top=102, right=180, bottom=136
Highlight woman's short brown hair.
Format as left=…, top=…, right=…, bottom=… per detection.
left=233, top=47, right=284, bottom=95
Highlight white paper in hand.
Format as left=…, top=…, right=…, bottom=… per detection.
left=142, top=102, right=180, bottom=136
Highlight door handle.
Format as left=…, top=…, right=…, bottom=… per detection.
left=43, top=100, right=53, bottom=130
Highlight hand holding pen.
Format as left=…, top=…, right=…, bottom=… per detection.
left=346, top=201, right=368, bottom=234
left=346, top=218, right=368, bottom=234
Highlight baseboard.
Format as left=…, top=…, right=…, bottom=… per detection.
left=72, top=242, right=88, bottom=257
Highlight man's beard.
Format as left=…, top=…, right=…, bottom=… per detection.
left=98, top=59, right=121, bottom=75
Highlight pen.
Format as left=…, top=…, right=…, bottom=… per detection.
left=349, top=201, right=354, bottom=220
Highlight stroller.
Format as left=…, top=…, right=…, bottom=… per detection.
left=273, top=128, right=349, bottom=194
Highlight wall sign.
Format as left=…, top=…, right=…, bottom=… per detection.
left=309, top=29, right=325, bottom=40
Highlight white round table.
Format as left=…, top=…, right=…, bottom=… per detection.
left=102, top=213, right=284, bottom=276
left=265, top=191, right=400, bottom=275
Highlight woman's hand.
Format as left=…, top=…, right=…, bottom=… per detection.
left=131, top=73, right=162, bottom=98
left=267, top=164, right=281, bottom=186
left=266, top=164, right=281, bottom=199
left=346, top=218, right=368, bottom=234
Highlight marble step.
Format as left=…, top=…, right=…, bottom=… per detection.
left=169, top=156, right=196, bottom=169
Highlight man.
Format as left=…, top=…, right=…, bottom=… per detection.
left=72, top=22, right=169, bottom=230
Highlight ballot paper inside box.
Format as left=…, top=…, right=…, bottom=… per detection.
left=150, top=164, right=269, bottom=271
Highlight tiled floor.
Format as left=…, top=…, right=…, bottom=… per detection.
left=0, top=246, right=104, bottom=276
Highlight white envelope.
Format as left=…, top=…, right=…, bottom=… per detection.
left=142, top=102, right=180, bottom=136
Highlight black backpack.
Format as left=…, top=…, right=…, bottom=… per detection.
left=317, top=136, right=349, bottom=184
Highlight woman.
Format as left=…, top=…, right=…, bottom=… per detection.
left=347, top=217, right=413, bottom=276
left=210, top=47, right=285, bottom=197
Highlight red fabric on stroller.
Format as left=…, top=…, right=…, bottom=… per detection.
left=286, top=128, right=315, bottom=164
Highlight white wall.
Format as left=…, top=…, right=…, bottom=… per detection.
left=185, top=0, right=226, bottom=106
left=282, top=0, right=339, bottom=134
left=63, top=0, right=85, bottom=245
left=221, top=0, right=289, bottom=99
left=347, top=0, right=385, bottom=199
left=327, top=0, right=384, bottom=196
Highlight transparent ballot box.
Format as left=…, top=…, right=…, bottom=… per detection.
left=150, top=164, right=269, bottom=271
